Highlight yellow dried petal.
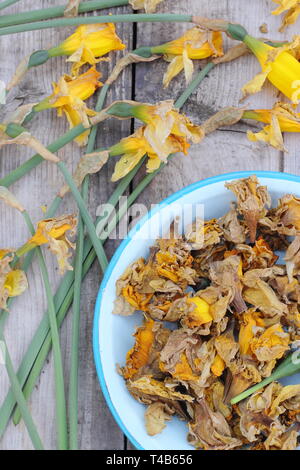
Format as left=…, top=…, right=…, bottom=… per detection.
left=211, top=354, right=225, bottom=377
left=186, top=297, right=212, bottom=327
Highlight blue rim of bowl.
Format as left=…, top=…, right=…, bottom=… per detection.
left=93, top=170, right=300, bottom=450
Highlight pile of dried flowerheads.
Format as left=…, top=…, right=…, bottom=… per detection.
left=0, top=0, right=300, bottom=451
left=115, top=175, right=300, bottom=450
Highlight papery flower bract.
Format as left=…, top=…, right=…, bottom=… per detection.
left=48, top=23, right=126, bottom=75
left=151, top=28, right=223, bottom=87
left=129, top=0, right=165, bottom=13
left=272, top=0, right=300, bottom=31
left=19, top=215, right=77, bottom=274
left=244, top=102, right=300, bottom=150
left=34, top=67, right=102, bottom=146
left=0, top=250, right=28, bottom=311
left=110, top=101, right=203, bottom=181
left=242, top=35, right=300, bottom=104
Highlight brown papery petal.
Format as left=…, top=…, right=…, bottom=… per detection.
left=59, top=150, right=109, bottom=197
left=106, top=53, right=160, bottom=86
left=0, top=187, right=24, bottom=213
left=64, top=0, right=80, bottom=17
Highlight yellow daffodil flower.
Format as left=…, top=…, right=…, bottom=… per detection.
left=243, top=102, right=300, bottom=150
left=242, top=35, right=300, bottom=104
left=34, top=67, right=102, bottom=146
left=17, top=215, right=77, bottom=274
left=0, top=250, right=28, bottom=311
left=151, top=27, right=223, bottom=87
left=272, top=0, right=300, bottom=31
left=110, top=101, right=203, bottom=181
left=48, top=23, right=126, bottom=75
left=129, top=0, right=165, bottom=13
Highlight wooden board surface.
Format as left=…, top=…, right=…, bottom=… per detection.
left=0, top=0, right=299, bottom=450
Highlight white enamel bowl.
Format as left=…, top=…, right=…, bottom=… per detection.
left=93, top=171, right=300, bottom=450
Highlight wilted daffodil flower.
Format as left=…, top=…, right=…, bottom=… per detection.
left=129, top=0, right=165, bottom=13
left=241, top=34, right=300, bottom=103
left=151, top=27, right=223, bottom=87
left=17, top=215, right=77, bottom=274
left=109, top=100, right=203, bottom=180
left=272, top=0, right=300, bottom=31
left=0, top=250, right=28, bottom=311
left=243, top=102, right=300, bottom=151
left=47, top=23, right=126, bottom=76
left=33, top=67, right=102, bottom=146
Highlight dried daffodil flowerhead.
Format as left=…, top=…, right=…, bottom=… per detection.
left=272, top=0, right=300, bottom=31
left=109, top=100, right=203, bottom=181
left=225, top=175, right=271, bottom=243
left=129, top=0, right=165, bottom=13
left=151, top=27, right=223, bottom=87
left=34, top=67, right=102, bottom=146
left=17, top=215, right=77, bottom=274
left=241, top=34, right=300, bottom=103
left=243, top=102, right=300, bottom=151
left=0, top=251, right=28, bottom=311
left=47, top=23, right=126, bottom=76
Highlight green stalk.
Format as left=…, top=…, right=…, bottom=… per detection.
left=0, top=124, right=86, bottom=188
left=231, top=352, right=300, bottom=405
left=57, top=161, right=108, bottom=272
left=0, top=0, right=20, bottom=11
left=0, top=0, right=129, bottom=27
left=0, top=341, right=44, bottom=449
left=174, top=62, right=215, bottom=109
left=22, top=211, right=68, bottom=450
left=68, top=84, right=108, bottom=450
left=0, top=14, right=192, bottom=36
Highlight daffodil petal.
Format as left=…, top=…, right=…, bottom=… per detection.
left=4, top=270, right=28, bottom=297
left=163, top=55, right=184, bottom=88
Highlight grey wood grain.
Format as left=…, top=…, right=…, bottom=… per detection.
left=0, top=0, right=300, bottom=451
left=0, top=0, right=132, bottom=450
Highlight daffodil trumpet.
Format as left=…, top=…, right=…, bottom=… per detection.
left=242, top=102, right=300, bottom=150
left=7, top=22, right=125, bottom=91
left=227, top=23, right=300, bottom=104
left=32, top=67, right=102, bottom=146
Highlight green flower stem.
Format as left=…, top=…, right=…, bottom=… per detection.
left=0, top=87, right=111, bottom=189
left=231, top=352, right=300, bottom=405
left=0, top=0, right=129, bottom=28
left=22, top=211, right=68, bottom=450
left=0, top=340, right=44, bottom=449
left=174, top=62, right=215, bottom=109
left=68, top=84, right=108, bottom=450
left=57, top=161, right=108, bottom=272
left=0, top=0, right=20, bottom=11
left=0, top=124, right=87, bottom=188
left=0, top=14, right=192, bottom=36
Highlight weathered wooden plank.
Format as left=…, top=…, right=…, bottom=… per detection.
left=133, top=0, right=282, bottom=211
left=126, top=0, right=284, bottom=449
left=0, top=0, right=133, bottom=450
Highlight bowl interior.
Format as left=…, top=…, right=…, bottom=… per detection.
left=94, top=172, right=300, bottom=450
